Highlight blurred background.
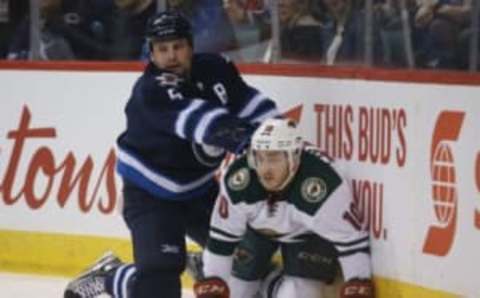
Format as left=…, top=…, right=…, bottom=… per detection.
left=0, top=0, right=478, bottom=71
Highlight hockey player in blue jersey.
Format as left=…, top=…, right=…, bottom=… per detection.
left=64, top=10, right=279, bottom=298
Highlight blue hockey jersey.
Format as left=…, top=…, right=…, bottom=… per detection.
left=116, top=53, right=279, bottom=200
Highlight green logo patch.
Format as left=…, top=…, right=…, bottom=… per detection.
left=228, top=168, right=250, bottom=191
left=301, top=177, right=327, bottom=203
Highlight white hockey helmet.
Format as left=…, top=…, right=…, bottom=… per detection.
left=250, top=118, right=303, bottom=152
left=249, top=118, right=303, bottom=189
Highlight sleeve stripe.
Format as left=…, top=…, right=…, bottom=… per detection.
left=335, top=242, right=369, bottom=253
left=250, top=108, right=280, bottom=123
left=210, top=231, right=242, bottom=242
left=331, top=236, right=370, bottom=247
left=210, top=226, right=242, bottom=241
left=116, top=148, right=218, bottom=193
left=194, top=108, right=228, bottom=144
left=337, top=247, right=370, bottom=257
left=238, top=93, right=268, bottom=118
left=175, top=100, right=205, bottom=138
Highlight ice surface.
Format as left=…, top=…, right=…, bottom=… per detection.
left=0, top=272, right=194, bottom=298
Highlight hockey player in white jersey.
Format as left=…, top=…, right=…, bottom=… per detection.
left=193, top=118, right=374, bottom=298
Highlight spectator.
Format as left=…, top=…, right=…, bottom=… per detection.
left=104, top=0, right=157, bottom=60
left=168, top=0, right=236, bottom=53
left=0, top=0, right=28, bottom=58
left=375, top=0, right=418, bottom=67
left=319, top=0, right=384, bottom=65
left=7, top=0, right=75, bottom=60
left=222, top=0, right=271, bottom=62
left=54, top=0, right=115, bottom=60
left=456, top=6, right=479, bottom=69
left=278, top=0, right=324, bottom=61
left=414, top=0, right=472, bottom=69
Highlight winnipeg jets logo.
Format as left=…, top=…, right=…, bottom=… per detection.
left=155, top=73, right=184, bottom=87
left=301, top=177, right=327, bottom=203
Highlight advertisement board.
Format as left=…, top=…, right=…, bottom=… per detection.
left=0, top=64, right=479, bottom=297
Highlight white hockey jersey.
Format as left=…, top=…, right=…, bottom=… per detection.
left=204, top=148, right=372, bottom=282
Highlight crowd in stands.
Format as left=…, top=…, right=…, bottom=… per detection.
left=0, top=0, right=477, bottom=70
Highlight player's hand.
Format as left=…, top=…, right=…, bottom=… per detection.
left=193, top=276, right=230, bottom=298
left=340, top=279, right=374, bottom=298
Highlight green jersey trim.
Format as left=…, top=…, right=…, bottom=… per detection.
left=223, top=151, right=343, bottom=216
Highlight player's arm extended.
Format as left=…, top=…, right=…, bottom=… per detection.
left=139, top=82, right=257, bottom=152
left=218, top=57, right=280, bottom=124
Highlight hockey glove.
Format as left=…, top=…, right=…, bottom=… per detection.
left=193, top=276, right=230, bottom=298
left=340, top=279, right=374, bottom=298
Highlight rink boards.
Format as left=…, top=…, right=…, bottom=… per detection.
left=0, top=62, right=480, bottom=297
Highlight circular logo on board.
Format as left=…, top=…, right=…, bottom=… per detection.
left=301, top=177, right=327, bottom=203
left=432, top=142, right=457, bottom=224
left=228, top=168, right=250, bottom=191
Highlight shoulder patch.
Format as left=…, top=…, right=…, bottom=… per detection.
left=301, top=177, right=328, bottom=203
left=155, top=72, right=184, bottom=87
left=220, top=53, right=232, bottom=63
left=227, top=167, right=250, bottom=191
